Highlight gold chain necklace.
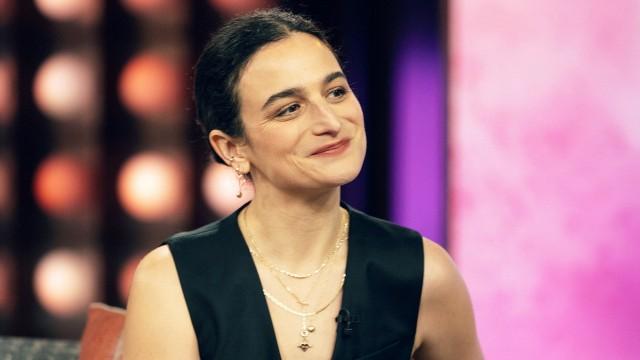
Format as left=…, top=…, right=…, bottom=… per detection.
left=240, top=207, right=349, bottom=351
left=262, top=273, right=346, bottom=352
left=243, top=208, right=349, bottom=279
left=272, top=269, right=320, bottom=306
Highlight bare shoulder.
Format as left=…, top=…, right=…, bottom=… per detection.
left=421, top=238, right=470, bottom=302
left=413, top=237, right=483, bottom=360
left=131, top=245, right=178, bottom=283
left=122, top=245, right=199, bottom=359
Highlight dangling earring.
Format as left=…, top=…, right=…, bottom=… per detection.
left=235, top=168, right=247, bottom=198
left=230, top=156, right=247, bottom=198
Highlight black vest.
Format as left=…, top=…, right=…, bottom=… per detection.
left=165, top=202, right=424, bottom=359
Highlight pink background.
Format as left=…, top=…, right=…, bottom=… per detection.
left=449, top=0, right=640, bottom=358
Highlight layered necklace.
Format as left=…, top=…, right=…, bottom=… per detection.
left=242, top=208, right=349, bottom=352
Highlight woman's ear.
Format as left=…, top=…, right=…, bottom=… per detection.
left=209, top=129, right=251, bottom=173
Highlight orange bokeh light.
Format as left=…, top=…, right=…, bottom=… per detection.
left=119, top=52, right=185, bottom=121
left=209, top=0, right=274, bottom=17
left=34, top=249, right=100, bottom=317
left=0, top=57, right=16, bottom=125
left=33, top=53, right=98, bottom=123
left=34, top=0, right=102, bottom=25
left=33, top=153, right=93, bottom=217
left=118, top=254, right=142, bottom=303
left=35, top=0, right=103, bottom=25
left=117, top=152, right=189, bottom=221
left=202, top=162, right=253, bottom=217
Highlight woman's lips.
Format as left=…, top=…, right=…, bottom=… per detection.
left=311, top=139, right=350, bottom=156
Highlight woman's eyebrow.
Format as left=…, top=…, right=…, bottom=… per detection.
left=324, top=71, right=345, bottom=84
left=261, top=71, right=346, bottom=111
left=261, top=87, right=304, bottom=110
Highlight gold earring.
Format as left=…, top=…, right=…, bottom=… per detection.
left=230, top=156, right=246, bottom=198
left=235, top=168, right=247, bottom=198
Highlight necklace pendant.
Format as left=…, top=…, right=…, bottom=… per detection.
left=298, top=341, right=312, bottom=352
left=298, top=316, right=314, bottom=352
left=300, top=326, right=315, bottom=337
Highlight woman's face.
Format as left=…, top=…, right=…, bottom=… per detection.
left=235, top=32, right=366, bottom=193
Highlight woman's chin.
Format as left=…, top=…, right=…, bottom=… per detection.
left=317, top=165, right=363, bottom=188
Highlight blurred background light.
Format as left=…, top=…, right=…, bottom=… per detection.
left=33, top=249, right=100, bottom=317
left=118, top=254, right=142, bottom=303
left=0, top=156, right=13, bottom=217
left=202, top=162, right=253, bottom=217
left=0, top=251, right=15, bottom=313
left=34, top=0, right=102, bottom=25
left=33, top=153, right=93, bottom=217
left=0, top=0, right=15, bottom=24
left=33, top=53, right=99, bottom=123
left=117, top=152, right=189, bottom=221
left=208, top=0, right=274, bottom=17
left=0, top=57, right=17, bottom=125
left=118, top=52, right=185, bottom=122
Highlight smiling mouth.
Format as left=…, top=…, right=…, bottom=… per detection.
left=311, top=139, right=350, bottom=156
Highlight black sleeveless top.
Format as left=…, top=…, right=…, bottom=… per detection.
left=165, top=202, right=424, bottom=359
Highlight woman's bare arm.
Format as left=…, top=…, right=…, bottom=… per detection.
left=122, top=245, right=200, bottom=359
left=413, top=238, right=483, bottom=360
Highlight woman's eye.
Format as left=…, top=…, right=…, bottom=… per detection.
left=328, top=87, right=348, bottom=100
left=276, top=103, right=301, bottom=117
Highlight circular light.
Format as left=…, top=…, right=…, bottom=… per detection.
left=117, top=152, right=189, bottom=221
left=0, top=57, right=16, bottom=125
left=202, top=162, right=253, bottom=217
left=0, top=157, right=12, bottom=217
left=34, top=249, right=100, bottom=317
left=34, top=0, right=102, bottom=25
left=0, top=251, right=15, bottom=313
left=208, top=0, right=274, bottom=17
left=118, top=52, right=184, bottom=121
left=33, top=153, right=93, bottom=217
left=33, top=53, right=98, bottom=122
left=118, top=254, right=142, bottom=303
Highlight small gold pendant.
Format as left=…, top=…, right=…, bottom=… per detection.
left=300, top=325, right=315, bottom=338
left=298, top=319, right=315, bottom=352
left=298, top=342, right=311, bottom=352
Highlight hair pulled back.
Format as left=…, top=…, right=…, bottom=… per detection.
left=194, top=9, right=333, bottom=163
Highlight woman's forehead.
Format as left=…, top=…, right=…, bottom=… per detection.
left=237, top=32, right=342, bottom=104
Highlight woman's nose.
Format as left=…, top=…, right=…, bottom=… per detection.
left=310, top=102, right=342, bottom=136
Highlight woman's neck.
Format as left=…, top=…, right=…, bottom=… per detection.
left=241, top=187, right=345, bottom=273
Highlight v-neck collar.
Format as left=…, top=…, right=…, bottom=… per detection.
left=227, top=201, right=358, bottom=359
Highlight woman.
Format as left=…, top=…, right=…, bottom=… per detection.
left=123, top=9, right=482, bottom=360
